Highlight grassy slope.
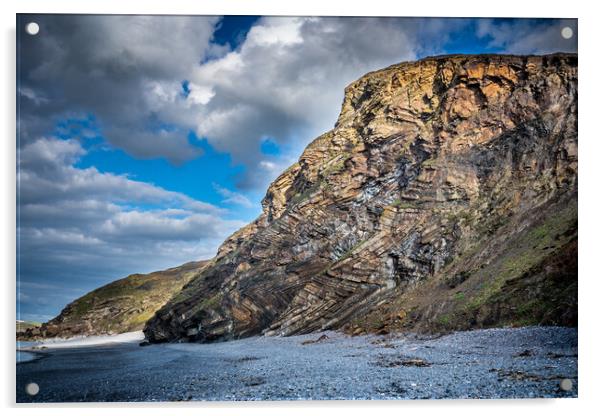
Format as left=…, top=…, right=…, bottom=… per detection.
left=16, top=321, right=41, bottom=332
left=21, top=261, right=208, bottom=338
left=347, top=195, right=577, bottom=335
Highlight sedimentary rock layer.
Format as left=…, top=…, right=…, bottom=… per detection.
left=144, top=54, right=577, bottom=343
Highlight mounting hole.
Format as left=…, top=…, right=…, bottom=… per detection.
left=25, top=382, right=39, bottom=396
left=561, top=27, right=573, bottom=40
left=25, top=22, right=39, bottom=36
left=559, top=378, right=573, bottom=392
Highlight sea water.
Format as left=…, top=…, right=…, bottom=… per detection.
left=17, top=341, right=39, bottom=363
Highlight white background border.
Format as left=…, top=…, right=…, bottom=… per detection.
left=2, top=0, right=599, bottom=414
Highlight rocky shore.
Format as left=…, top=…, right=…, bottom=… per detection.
left=17, top=326, right=577, bottom=402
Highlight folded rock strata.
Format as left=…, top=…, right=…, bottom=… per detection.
left=144, top=54, right=577, bottom=343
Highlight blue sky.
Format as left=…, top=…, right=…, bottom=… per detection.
left=16, top=15, right=577, bottom=322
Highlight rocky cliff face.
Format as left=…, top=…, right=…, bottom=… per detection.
left=19, top=261, right=208, bottom=340
left=144, top=54, right=577, bottom=343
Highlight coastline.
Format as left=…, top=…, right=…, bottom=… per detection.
left=18, top=331, right=145, bottom=351
left=17, top=326, right=577, bottom=401
left=17, top=331, right=145, bottom=364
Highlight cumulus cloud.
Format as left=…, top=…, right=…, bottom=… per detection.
left=191, top=17, right=428, bottom=188
left=18, top=139, right=221, bottom=219
left=18, top=15, right=220, bottom=164
left=17, top=137, right=246, bottom=319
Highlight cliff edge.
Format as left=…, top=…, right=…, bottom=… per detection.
left=144, top=54, right=577, bottom=343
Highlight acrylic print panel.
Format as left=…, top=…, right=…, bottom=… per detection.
left=16, top=14, right=578, bottom=402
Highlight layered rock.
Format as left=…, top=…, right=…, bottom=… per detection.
left=144, top=54, right=577, bottom=343
left=19, top=261, right=208, bottom=339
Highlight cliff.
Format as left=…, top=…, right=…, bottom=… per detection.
left=141, top=53, right=578, bottom=343
left=19, top=261, right=208, bottom=339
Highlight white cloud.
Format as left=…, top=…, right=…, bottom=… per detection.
left=245, top=17, right=305, bottom=47
left=144, top=80, right=182, bottom=106
left=187, top=83, right=216, bottom=105
left=19, top=136, right=85, bottom=169
left=213, top=183, right=253, bottom=208
left=18, top=138, right=222, bottom=215
left=17, top=137, right=245, bottom=316
left=100, top=210, right=244, bottom=241
left=259, top=161, right=277, bottom=171
left=19, top=15, right=221, bottom=163
left=187, top=17, right=436, bottom=189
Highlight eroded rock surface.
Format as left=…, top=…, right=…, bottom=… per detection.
left=144, top=54, right=577, bottom=343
